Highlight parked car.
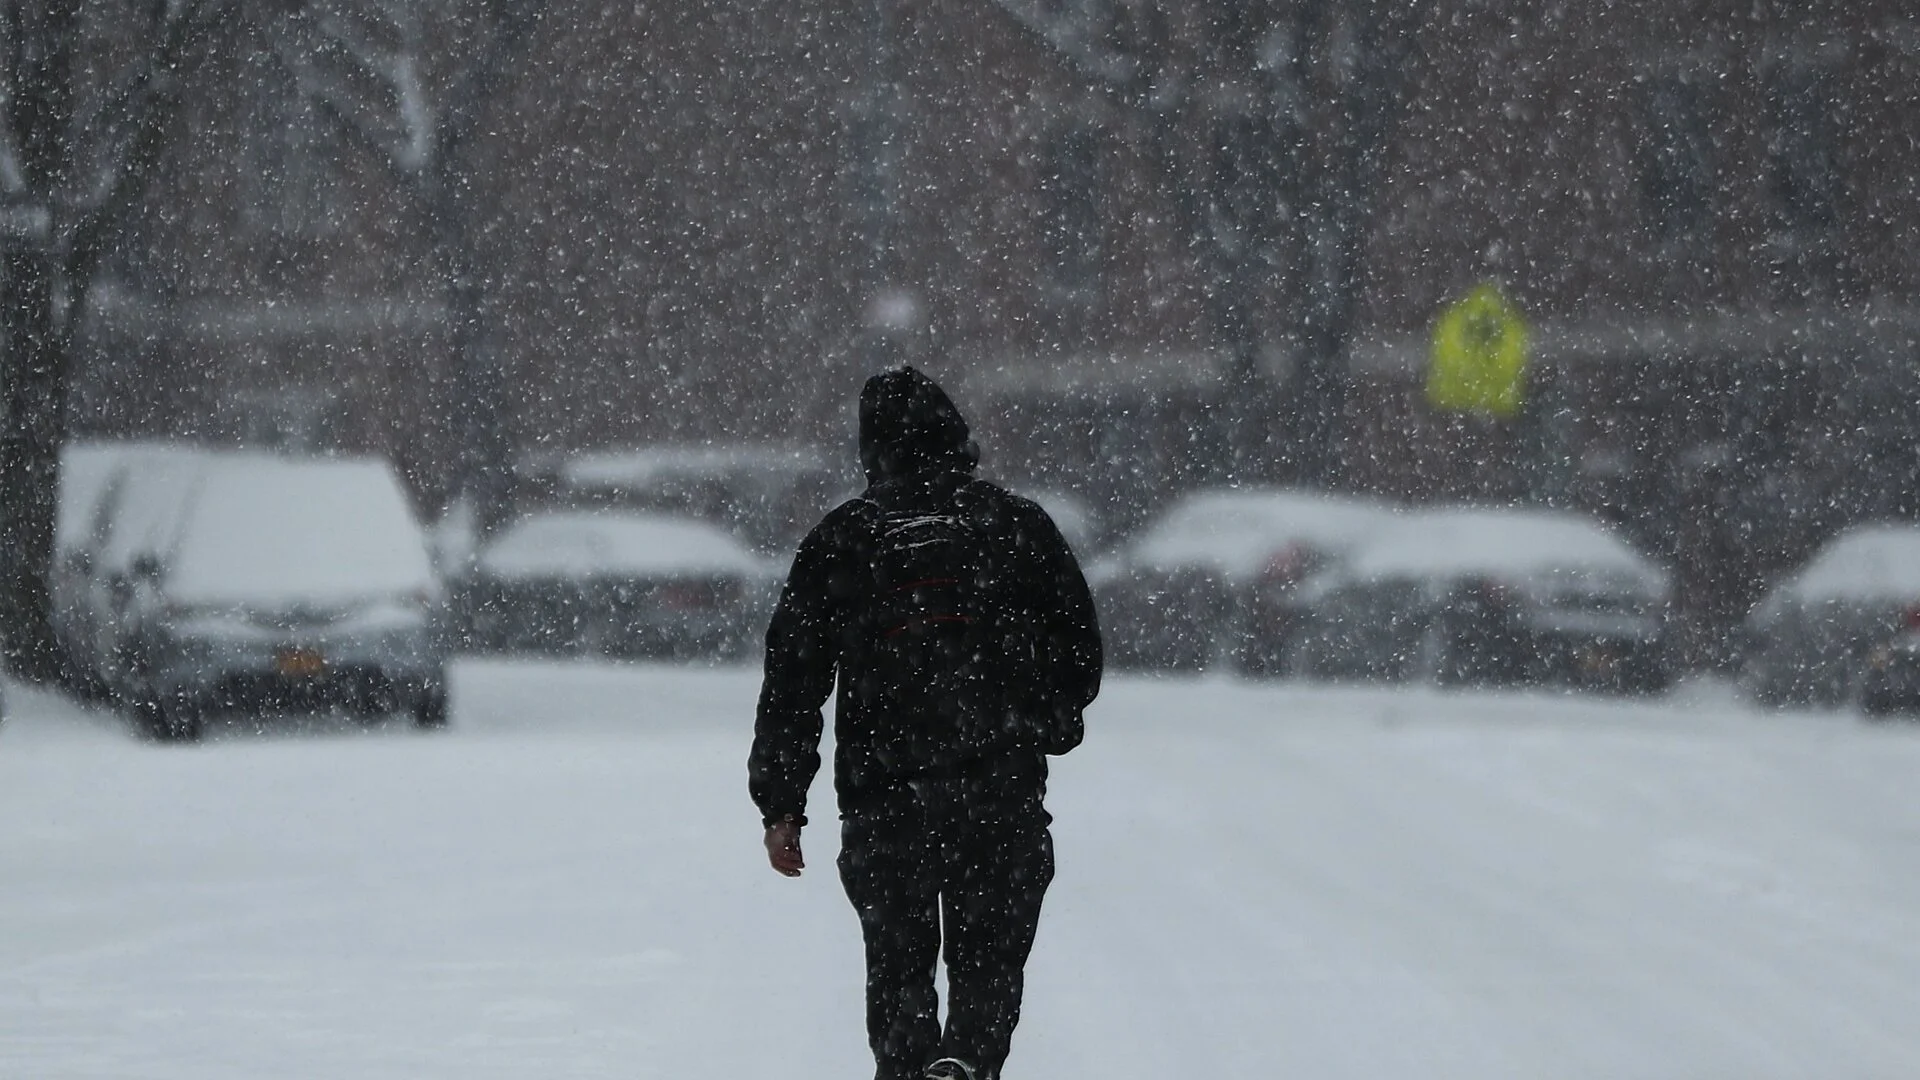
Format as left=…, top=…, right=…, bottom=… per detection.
left=105, top=454, right=447, bottom=741
left=1740, top=522, right=1920, bottom=708
left=452, top=507, right=770, bottom=661
left=1860, top=625, right=1920, bottom=718
left=542, top=443, right=856, bottom=555
left=1290, top=504, right=1673, bottom=692
left=1085, top=487, right=1398, bottom=671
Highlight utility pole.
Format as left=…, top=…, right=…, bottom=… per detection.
left=852, top=0, right=917, bottom=373
left=1287, top=0, right=1416, bottom=487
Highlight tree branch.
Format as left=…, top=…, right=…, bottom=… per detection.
left=275, top=2, right=436, bottom=176
left=989, top=0, right=1141, bottom=88
left=68, top=0, right=238, bottom=299
left=435, top=0, right=544, bottom=165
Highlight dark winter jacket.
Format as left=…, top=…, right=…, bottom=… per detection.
left=749, top=368, right=1103, bottom=827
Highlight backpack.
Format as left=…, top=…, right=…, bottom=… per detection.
left=856, top=481, right=1038, bottom=767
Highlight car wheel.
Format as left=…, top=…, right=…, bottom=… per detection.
left=357, top=679, right=400, bottom=718
left=1742, top=664, right=1798, bottom=709
left=1858, top=670, right=1908, bottom=719
left=1106, top=636, right=1147, bottom=671
left=412, top=686, right=450, bottom=730
left=1235, top=630, right=1289, bottom=678
left=1626, top=657, right=1674, bottom=696
left=135, top=692, right=202, bottom=744
left=1420, top=627, right=1462, bottom=686
left=1167, top=638, right=1211, bottom=672
left=56, top=646, right=110, bottom=703
left=1283, top=633, right=1319, bottom=679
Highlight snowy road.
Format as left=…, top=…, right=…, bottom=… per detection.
left=4, top=664, right=1919, bottom=1079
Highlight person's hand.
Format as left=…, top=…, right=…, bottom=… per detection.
left=765, top=821, right=804, bottom=877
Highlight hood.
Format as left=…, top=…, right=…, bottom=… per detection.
left=858, top=366, right=979, bottom=485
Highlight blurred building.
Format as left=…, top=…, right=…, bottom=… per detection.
left=73, top=0, right=1920, bottom=647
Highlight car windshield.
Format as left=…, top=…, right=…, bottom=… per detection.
left=1346, top=508, right=1662, bottom=585
left=1790, top=524, right=1920, bottom=601
left=166, top=458, right=435, bottom=607
left=95, top=451, right=222, bottom=574
left=479, top=510, right=763, bottom=579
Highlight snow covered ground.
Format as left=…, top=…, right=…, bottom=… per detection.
left=4, top=663, right=1919, bottom=1079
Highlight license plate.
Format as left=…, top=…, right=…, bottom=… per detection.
left=276, top=648, right=327, bottom=677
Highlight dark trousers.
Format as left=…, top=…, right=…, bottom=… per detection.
left=837, top=786, right=1055, bottom=1080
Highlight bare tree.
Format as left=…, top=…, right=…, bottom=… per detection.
left=997, top=0, right=1422, bottom=486
left=0, top=0, right=238, bottom=681
left=1279, top=0, right=1421, bottom=485
left=276, top=0, right=544, bottom=533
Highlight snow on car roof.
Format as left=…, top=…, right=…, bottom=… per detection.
left=1016, top=487, right=1101, bottom=554
left=1790, top=522, right=1920, bottom=600
left=166, top=456, right=435, bottom=606
left=1343, top=505, right=1661, bottom=582
left=94, top=448, right=231, bottom=574
left=58, top=440, right=221, bottom=554
left=1124, top=487, right=1399, bottom=581
left=560, top=444, right=834, bottom=490
left=478, top=509, right=765, bottom=579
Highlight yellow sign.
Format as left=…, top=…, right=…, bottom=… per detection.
left=1426, top=282, right=1530, bottom=418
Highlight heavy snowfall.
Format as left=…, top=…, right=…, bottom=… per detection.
left=5, top=663, right=1920, bottom=1079
left=3, top=2, right=1920, bottom=1078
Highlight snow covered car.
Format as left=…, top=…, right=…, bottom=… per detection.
left=1860, top=625, right=1920, bottom=719
left=1289, top=505, right=1673, bottom=692
left=451, top=508, right=769, bottom=661
left=546, top=443, right=855, bottom=555
left=1741, top=522, right=1920, bottom=708
left=1086, top=487, right=1398, bottom=671
left=109, top=455, right=447, bottom=741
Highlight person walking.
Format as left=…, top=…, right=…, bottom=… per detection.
left=750, top=366, right=1103, bottom=1080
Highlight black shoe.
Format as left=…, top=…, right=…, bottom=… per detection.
left=924, top=1059, right=979, bottom=1080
